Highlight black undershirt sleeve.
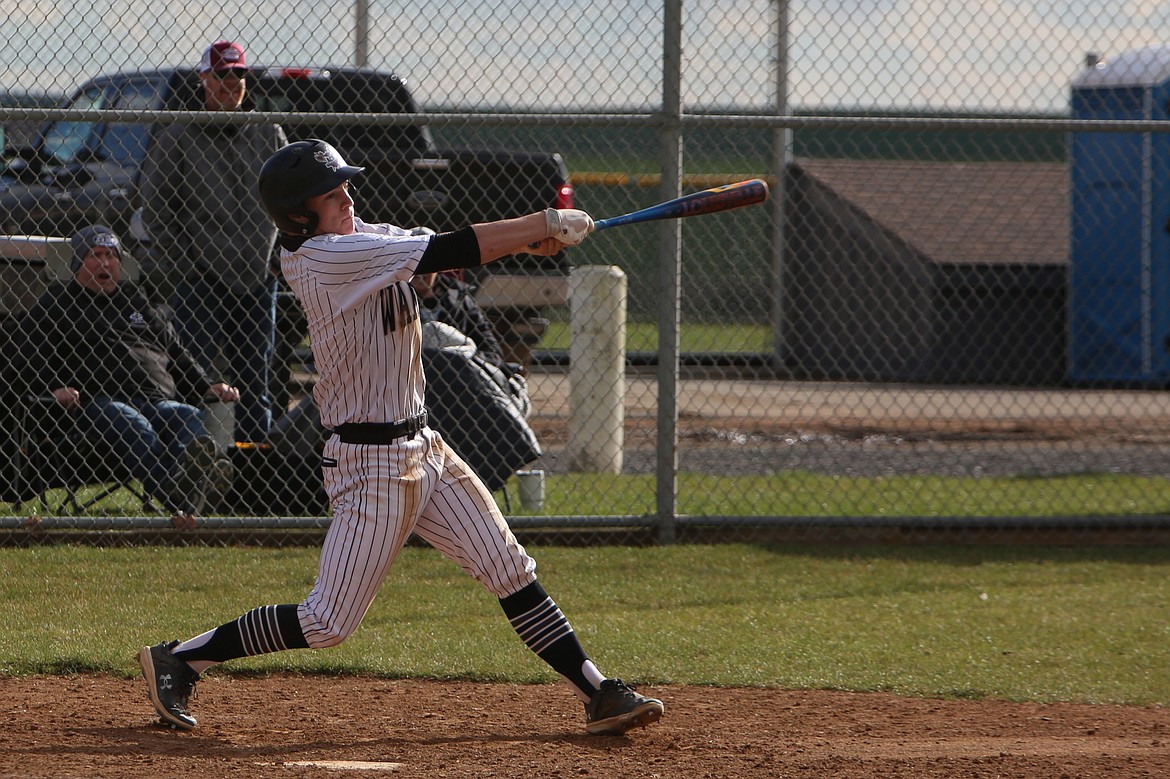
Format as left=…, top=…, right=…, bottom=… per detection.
left=416, top=226, right=483, bottom=274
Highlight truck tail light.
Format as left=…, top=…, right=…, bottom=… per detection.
left=555, top=182, right=574, bottom=209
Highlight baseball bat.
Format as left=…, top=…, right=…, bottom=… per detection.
left=593, top=178, right=769, bottom=231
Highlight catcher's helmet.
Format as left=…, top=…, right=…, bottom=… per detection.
left=258, top=139, right=365, bottom=235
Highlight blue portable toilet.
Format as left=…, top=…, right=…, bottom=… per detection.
left=1069, top=45, right=1170, bottom=383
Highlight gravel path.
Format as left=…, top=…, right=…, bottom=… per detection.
left=525, top=372, right=1170, bottom=478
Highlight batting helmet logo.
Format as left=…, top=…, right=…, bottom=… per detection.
left=314, top=148, right=342, bottom=172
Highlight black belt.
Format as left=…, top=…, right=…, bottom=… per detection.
left=332, top=412, right=427, bottom=444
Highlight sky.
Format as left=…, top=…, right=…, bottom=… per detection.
left=0, top=1, right=1165, bottom=113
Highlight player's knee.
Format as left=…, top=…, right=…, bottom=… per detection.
left=310, top=629, right=349, bottom=649
left=299, top=607, right=359, bottom=649
left=488, top=565, right=538, bottom=599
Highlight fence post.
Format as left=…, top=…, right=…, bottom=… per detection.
left=772, top=0, right=792, bottom=369
left=656, top=0, right=684, bottom=545
left=567, top=265, right=626, bottom=474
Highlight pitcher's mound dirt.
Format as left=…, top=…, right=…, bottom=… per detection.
left=2, top=675, right=1168, bottom=778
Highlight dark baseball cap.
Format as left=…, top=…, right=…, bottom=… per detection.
left=198, top=40, right=248, bottom=74
left=70, top=225, right=122, bottom=272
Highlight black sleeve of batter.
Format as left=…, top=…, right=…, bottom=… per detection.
left=416, top=226, right=482, bottom=274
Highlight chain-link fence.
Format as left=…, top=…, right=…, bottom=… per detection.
left=2, top=2, right=1170, bottom=545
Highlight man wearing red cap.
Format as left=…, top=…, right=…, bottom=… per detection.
left=138, top=40, right=287, bottom=450
left=198, top=40, right=249, bottom=111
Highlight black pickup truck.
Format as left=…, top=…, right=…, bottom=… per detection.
left=0, top=65, right=573, bottom=368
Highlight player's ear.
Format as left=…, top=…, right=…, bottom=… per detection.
left=285, top=206, right=320, bottom=236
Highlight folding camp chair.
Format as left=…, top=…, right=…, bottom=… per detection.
left=11, top=396, right=157, bottom=516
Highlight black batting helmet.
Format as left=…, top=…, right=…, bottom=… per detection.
left=258, top=139, right=365, bottom=235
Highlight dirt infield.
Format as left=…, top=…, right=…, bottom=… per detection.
left=2, top=676, right=1168, bottom=778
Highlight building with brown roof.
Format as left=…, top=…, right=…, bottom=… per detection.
left=783, top=158, right=1068, bottom=384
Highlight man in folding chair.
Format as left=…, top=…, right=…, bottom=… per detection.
left=10, top=225, right=239, bottom=527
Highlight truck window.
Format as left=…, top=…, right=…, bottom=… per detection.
left=100, top=79, right=165, bottom=164
left=40, top=78, right=164, bottom=165
left=41, top=86, right=104, bottom=163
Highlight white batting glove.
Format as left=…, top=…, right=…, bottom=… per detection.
left=544, top=208, right=595, bottom=246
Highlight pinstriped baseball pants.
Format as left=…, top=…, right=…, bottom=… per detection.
left=298, top=427, right=537, bottom=648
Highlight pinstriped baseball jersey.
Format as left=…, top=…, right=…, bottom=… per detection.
left=279, top=217, right=432, bottom=429
left=279, top=216, right=540, bottom=648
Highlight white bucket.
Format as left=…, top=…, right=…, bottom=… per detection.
left=516, top=469, right=546, bottom=511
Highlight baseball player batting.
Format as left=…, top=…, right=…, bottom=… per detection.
left=137, top=139, right=664, bottom=737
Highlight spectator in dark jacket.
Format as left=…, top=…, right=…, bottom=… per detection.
left=137, top=39, right=287, bottom=444
left=12, top=226, right=240, bottom=526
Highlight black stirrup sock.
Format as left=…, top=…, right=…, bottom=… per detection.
left=173, top=604, right=309, bottom=663
left=500, top=581, right=595, bottom=696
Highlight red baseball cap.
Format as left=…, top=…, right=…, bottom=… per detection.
left=198, top=40, right=248, bottom=74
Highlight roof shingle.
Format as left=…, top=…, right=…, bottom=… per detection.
left=795, top=159, right=1069, bottom=266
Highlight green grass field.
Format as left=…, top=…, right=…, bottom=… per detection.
left=538, top=320, right=770, bottom=353
left=2, top=544, right=1169, bottom=706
